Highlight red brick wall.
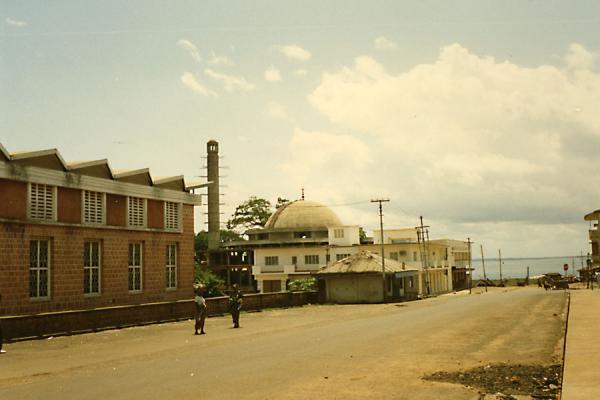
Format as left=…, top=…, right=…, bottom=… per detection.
left=0, top=207, right=195, bottom=316
left=106, top=194, right=126, bottom=226
left=0, top=178, right=27, bottom=220
left=57, top=187, right=82, bottom=224
left=147, top=199, right=164, bottom=229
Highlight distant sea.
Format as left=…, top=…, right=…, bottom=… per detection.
left=470, top=256, right=588, bottom=279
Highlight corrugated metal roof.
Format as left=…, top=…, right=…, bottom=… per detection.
left=0, top=142, right=206, bottom=193
left=317, top=250, right=418, bottom=274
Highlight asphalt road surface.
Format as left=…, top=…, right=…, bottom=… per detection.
left=0, top=287, right=567, bottom=400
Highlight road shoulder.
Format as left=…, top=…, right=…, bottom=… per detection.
left=562, top=290, right=600, bottom=399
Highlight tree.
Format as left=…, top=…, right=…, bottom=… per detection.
left=275, top=197, right=290, bottom=209
left=359, top=227, right=368, bottom=243
left=226, top=196, right=273, bottom=232
left=194, top=265, right=224, bottom=297
left=194, top=229, right=243, bottom=263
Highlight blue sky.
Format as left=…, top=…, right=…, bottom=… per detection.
left=3, top=1, right=600, bottom=257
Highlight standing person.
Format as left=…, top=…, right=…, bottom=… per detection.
left=194, top=285, right=207, bottom=335
left=229, top=284, right=243, bottom=328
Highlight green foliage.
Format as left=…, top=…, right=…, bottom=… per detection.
left=194, top=264, right=225, bottom=297
left=194, top=230, right=243, bottom=262
left=220, top=229, right=243, bottom=243
left=226, top=196, right=273, bottom=232
left=194, top=231, right=208, bottom=254
left=359, top=227, right=368, bottom=242
left=288, top=278, right=316, bottom=291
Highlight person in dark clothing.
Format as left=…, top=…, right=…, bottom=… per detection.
left=228, top=284, right=243, bottom=328
left=194, top=285, right=207, bottom=335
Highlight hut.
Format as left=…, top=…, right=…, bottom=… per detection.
left=315, top=250, right=419, bottom=303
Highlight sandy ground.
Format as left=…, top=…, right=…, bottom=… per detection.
left=0, top=287, right=567, bottom=400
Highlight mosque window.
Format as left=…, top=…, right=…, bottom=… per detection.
left=265, top=256, right=279, bottom=266
left=305, top=255, right=319, bottom=264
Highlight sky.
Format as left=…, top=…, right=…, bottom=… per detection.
left=2, top=0, right=600, bottom=258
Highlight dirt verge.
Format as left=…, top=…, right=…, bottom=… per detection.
left=424, top=363, right=561, bottom=399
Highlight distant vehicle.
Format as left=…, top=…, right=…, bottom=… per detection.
left=540, top=273, right=569, bottom=290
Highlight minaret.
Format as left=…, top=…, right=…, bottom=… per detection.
left=207, top=140, right=220, bottom=251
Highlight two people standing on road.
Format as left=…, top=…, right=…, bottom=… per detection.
left=229, top=284, right=243, bottom=329
left=194, top=283, right=244, bottom=334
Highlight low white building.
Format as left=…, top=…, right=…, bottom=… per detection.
left=227, top=199, right=471, bottom=295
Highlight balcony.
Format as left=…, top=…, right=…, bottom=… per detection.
left=252, top=264, right=322, bottom=275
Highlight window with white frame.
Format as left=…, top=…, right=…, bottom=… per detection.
left=336, top=253, right=351, bottom=261
left=128, top=197, right=146, bottom=227
left=128, top=243, right=143, bottom=292
left=164, top=202, right=180, bottom=230
left=30, top=240, right=50, bottom=298
left=84, top=241, right=101, bottom=295
left=83, top=190, right=105, bottom=224
left=334, top=228, right=344, bottom=238
left=265, top=256, right=279, bottom=266
left=166, top=244, right=177, bottom=289
left=305, top=254, right=320, bottom=265
left=29, top=183, right=55, bottom=221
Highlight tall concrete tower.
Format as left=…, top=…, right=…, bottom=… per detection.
left=206, top=140, right=220, bottom=251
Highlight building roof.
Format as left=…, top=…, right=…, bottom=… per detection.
left=316, top=250, right=418, bottom=275
left=584, top=210, right=600, bottom=221
left=264, top=200, right=342, bottom=230
left=0, top=142, right=210, bottom=193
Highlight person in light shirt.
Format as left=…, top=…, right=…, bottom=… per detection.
left=194, top=285, right=207, bottom=335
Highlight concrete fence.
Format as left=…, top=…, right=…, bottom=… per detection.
left=1, top=291, right=317, bottom=341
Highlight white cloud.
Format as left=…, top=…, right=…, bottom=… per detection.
left=565, top=43, right=596, bottom=70
left=264, top=66, right=282, bottom=82
left=288, top=43, right=600, bottom=255
left=266, top=102, right=293, bottom=122
left=180, top=72, right=217, bottom=97
left=374, top=36, right=397, bottom=51
left=294, top=69, right=308, bottom=77
left=281, top=128, right=372, bottom=187
left=204, top=68, right=255, bottom=92
left=177, top=39, right=201, bottom=64
left=208, top=51, right=234, bottom=67
left=275, top=44, right=312, bottom=61
left=5, top=17, right=27, bottom=27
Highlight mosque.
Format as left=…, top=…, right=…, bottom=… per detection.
left=225, top=198, right=471, bottom=298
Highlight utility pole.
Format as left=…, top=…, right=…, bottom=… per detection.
left=416, top=216, right=431, bottom=295
left=480, top=244, right=488, bottom=292
left=467, top=237, right=472, bottom=294
left=498, top=249, right=503, bottom=285
left=372, top=198, right=390, bottom=302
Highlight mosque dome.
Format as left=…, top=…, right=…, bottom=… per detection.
left=264, top=200, right=342, bottom=230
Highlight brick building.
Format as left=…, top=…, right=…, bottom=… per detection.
left=0, top=143, right=204, bottom=316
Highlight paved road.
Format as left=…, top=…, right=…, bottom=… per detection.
left=0, top=287, right=567, bottom=400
